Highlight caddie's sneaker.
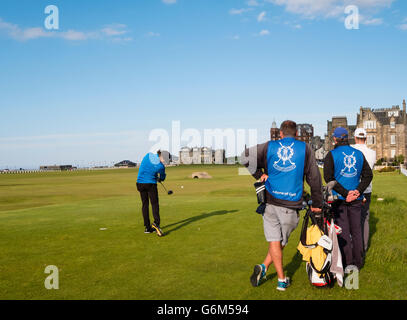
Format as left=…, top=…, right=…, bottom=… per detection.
left=277, top=277, right=291, bottom=291
left=152, top=223, right=164, bottom=237
left=250, top=264, right=267, bottom=287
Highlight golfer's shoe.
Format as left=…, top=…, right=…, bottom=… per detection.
left=144, top=226, right=155, bottom=234
left=276, top=277, right=291, bottom=291
left=250, top=264, right=267, bottom=287
left=152, top=223, right=164, bottom=237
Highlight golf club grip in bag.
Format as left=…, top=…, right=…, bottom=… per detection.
left=254, top=182, right=266, bottom=204
left=254, top=182, right=266, bottom=215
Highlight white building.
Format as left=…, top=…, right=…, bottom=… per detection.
left=214, top=149, right=225, bottom=164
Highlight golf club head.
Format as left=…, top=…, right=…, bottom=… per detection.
left=168, top=190, right=174, bottom=195
left=326, top=181, right=337, bottom=193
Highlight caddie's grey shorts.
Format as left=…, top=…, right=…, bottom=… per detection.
left=263, top=204, right=300, bottom=246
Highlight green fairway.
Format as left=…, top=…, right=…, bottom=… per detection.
left=0, top=166, right=406, bottom=300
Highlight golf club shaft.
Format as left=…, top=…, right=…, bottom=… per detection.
left=159, top=181, right=168, bottom=192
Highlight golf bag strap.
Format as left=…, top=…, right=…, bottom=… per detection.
left=300, top=209, right=318, bottom=248
left=310, top=256, right=331, bottom=275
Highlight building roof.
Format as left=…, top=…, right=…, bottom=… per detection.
left=115, top=160, right=137, bottom=167
left=360, top=105, right=406, bottom=126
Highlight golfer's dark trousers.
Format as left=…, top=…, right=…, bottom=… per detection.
left=333, top=200, right=364, bottom=269
left=136, top=183, right=160, bottom=227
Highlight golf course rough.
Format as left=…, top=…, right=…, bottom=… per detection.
left=0, top=165, right=406, bottom=300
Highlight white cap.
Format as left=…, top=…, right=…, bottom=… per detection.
left=354, top=128, right=367, bottom=139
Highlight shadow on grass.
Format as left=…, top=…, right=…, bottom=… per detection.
left=256, top=250, right=304, bottom=287
left=367, top=210, right=379, bottom=252
left=162, top=210, right=238, bottom=235
left=286, top=251, right=304, bottom=280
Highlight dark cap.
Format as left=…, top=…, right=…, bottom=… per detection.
left=332, top=127, right=348, bottom=139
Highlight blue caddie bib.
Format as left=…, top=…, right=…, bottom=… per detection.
left=265, top=137, right=306, bottom=202
left=330, top=145, right=364, bottom=200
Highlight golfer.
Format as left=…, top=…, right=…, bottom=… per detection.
left=323, top=127, right=373, bottom=270
left=242, top=120, right=323, bottom=291
left=351, top=128, right=376, bottom=253
left=136, top=150, right=166, bottom=236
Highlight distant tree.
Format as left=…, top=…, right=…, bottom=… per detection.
left=393, top=155, right=405, bottom=166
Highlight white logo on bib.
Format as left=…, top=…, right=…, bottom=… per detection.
left=273, top=142, right=296, bottom=172
left=341, top=152, right=357, bottom=178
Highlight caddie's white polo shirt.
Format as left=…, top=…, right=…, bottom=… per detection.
left=351, top=144, right=376, bottom=194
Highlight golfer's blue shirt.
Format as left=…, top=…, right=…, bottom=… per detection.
left=137, top=153, right=166, bottom=184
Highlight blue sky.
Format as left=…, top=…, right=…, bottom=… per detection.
left=0, top=0, right=406, bottom=168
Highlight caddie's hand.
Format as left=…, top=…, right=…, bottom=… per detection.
left=346, top=190, right=358, bottom=203
left=311, top=206, right=322, bottom=213
left=260, top=174, right=268, bottom=182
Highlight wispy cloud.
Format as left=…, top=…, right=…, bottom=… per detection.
left=360, top=17, right=383, bottom=26
left=101, top=24, right=128, bottom=36
left=398, top=24, right=407, bottom=31
left=229, top=8, right=253, bottom=15
left=265, top=0, right=394, bottom=21
left=248, top=0, right=260, bottom=6
left=258, top=29, right=270, bottom=36
left=257, top=11, right=267, bottom=22
left=146, top=31, right=160, bottom=37
left=0, top=18, right=131, bottom=42
left=162, top=0, right=177, bottom=4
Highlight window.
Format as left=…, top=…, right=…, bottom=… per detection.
left=363, top=121, right=376, bottom=129
left=390, top=121, right=396, bottom=129
left=367, top=135, right=375, bottom=145
left=391, top=135, right=396, bottom=145
left=391, top=149, right=396, bottom=159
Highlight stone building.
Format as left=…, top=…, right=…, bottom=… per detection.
left=324, top=116, right=356, bottom=151
left=356, top=100, right=406, bottom=161
left=192, top=147, right=202, bottom=164
left=270, top=121, right=314, bottom=143
left=214, top=149, right=226, bottom=164
left=296, top=123, right=314, bottom=144
left=180, top=146, right=193, bottom=164
left=270, top=120, right=280, bottom=141
left=179, top=147, right=225, bottom=164
left=311, top=136, right=324, bottom=151
left=202, top=147, right=214, bottom=164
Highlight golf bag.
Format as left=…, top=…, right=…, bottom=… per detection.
left=298, top=182, right=340, bottom=288
left=299, top=209, right=334, bottom=288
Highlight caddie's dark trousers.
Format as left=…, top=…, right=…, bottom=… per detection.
left=137, top=183, right=160, bottom=227
left=333, top=200, right=364, bottom=269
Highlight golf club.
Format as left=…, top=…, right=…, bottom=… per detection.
left=159, top=181, right=173, bottom=195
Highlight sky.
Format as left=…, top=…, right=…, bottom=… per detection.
left=0, top=0, right=406, bottom=168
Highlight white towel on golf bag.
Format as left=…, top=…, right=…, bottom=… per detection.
left=328, top=219, right=344, bottom=287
